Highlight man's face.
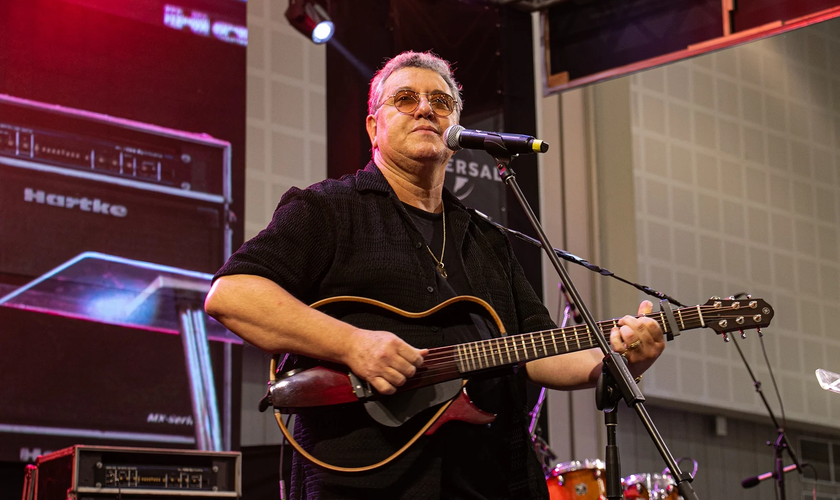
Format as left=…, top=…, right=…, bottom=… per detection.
left=366, top=67, right=458, bottom=168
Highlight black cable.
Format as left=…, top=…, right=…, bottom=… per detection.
left=802, top=462, right=819, bottom=500
left=761, top=335, right=786, bottom=430
left=469, top=208, right=685, bottom=306
left=279, top=413, right=291, bottom=500
left=731, top=292, right=786, bottom=429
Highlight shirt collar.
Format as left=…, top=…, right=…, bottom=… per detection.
left=355, top=161, right=468, bottom=212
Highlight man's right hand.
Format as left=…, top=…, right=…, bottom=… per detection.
left=342, top=329, right=427, bottom=395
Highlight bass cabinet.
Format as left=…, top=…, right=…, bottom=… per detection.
left=0, top=94, right=240, bottom=462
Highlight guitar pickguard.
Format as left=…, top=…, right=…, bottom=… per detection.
left=364, top=378, right=463, bottom=427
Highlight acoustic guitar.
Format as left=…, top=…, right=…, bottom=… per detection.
left=263, top=294, right=774, bottom=472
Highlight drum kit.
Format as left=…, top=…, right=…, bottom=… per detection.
left=544, top=458, right=696, bottom=500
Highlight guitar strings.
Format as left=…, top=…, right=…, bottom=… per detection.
left=407, top=308, right=766, bottom=380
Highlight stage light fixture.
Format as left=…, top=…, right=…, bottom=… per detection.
left=285, top=0, right=334, bottom=44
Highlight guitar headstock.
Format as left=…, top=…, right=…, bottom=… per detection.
left=702, top=296, right=774, bottom=341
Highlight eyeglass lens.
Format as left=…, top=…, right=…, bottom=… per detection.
left=392, top=90, right=454, bottom=116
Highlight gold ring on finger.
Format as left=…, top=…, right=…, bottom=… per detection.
left=628, top=340, right=642, bottom=350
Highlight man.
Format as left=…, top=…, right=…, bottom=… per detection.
left=205, top=51, right=665, bottom=499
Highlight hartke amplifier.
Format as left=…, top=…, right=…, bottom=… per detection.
left=0, top=93, right=233, bottom=280
left=35, top=445, right=241, bottom=499
left=0, top=94, right=240, bottom=461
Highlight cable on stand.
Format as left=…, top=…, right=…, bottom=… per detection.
left=484, top=135, right=699, bottom=500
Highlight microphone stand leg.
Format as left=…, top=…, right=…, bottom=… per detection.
left=774, top=431, right=787, bottom=500
left=597, top=364, right=624, bottom=500
left=604, top=406, right=622, bottom=500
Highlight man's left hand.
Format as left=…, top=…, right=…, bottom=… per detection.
left=608, top=300, right=666, bottom=377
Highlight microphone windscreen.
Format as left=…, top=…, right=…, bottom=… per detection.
left=741, top=476, right=760, bottom=488
left=444, top=125, right=464, bottom=151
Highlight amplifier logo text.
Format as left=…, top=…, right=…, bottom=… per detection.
left=20, top=447, right=53, bottom=463
left=24, top=188, right=128, bottom=217
left=147, top=413, right=194, bottom=426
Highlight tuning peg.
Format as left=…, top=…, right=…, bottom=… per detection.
left=756, top=327, right=763, bottom=338
left=722, top=333, right=730, bottom=342
left=739, top=330, right=747, bottom=340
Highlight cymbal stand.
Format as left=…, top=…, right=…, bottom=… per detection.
left=486, top=138, right=699, bottom=500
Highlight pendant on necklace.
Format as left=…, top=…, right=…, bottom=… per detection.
left=437, top=262, right=448, bottom=279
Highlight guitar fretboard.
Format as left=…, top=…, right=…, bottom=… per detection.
left=415, top=300, right=768, bottom=380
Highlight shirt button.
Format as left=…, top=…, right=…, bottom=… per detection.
left=415, top=242, right=423, bottom=249
left=431, top=326, right=440, bottom=332
left=426, top=286, right=434, bottom=293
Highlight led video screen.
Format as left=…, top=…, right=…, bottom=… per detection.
left=0, top=0, right=247, bottom=462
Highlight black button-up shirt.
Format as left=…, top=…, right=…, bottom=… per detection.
left=216, top=162, right=553, bottom=499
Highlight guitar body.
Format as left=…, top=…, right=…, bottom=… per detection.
left=364, top=378, right=465, bottom=428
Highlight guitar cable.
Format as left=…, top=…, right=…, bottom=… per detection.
left=279, top=413, right=290, bottom=500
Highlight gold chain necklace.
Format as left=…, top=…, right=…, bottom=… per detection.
left=425, top=209, right=447, bottom=279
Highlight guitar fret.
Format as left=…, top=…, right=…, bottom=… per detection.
left=550, top=330, right=558, bottom=354
left=505, top=337, right=512, bottom=364
left=661, top=313, right=669, bottom=333
left=456, top=344, right=463, bottom=372
left=472, top=343, right=480, bottom=370
left=540, top=332, right=548, bottom=357
left=532, top=333, right=539, bottom=358
left=514, top=337, right=521, bottom=362
left=696, top=305, right=705, bottom=327
left=563, top=329, right=569, bottom=353
left=463, top=344, right=470, bottom=372
left=490, top=341, right=496, bottom=367
left=677, top=308, right=685, bottom=329
left=462, top=344, right=469, bottom=372
left=578, top=327, right=585, bottom=350
left=480, top=341, right=488, bottom=368
left=473, top=343, right=481, bottom=370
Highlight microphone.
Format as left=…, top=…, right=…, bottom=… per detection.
left=444, top=125, right=549, bottom=154
left=742, top=464, right=799, bottom=488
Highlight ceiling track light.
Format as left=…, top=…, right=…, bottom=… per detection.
left=284, top=0, right=334, bottom=44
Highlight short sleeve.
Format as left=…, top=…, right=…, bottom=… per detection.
left=214, top=186, right=337, bottom=303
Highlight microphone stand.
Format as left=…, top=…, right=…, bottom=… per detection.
left=484, top=137, right=698, bottom=500
left=731, top=335, right=804, bottom=499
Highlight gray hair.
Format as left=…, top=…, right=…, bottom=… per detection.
left=367, top=51, right=463, bottom=118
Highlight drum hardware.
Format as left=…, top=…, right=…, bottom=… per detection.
left=662, top=457, right=697, bottom=481
left=546, top=459, right=605, bottom=500
left=621, top=472, right=678, bottom=500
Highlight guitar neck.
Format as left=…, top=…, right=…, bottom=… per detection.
left=421, top=305, right=709, bottom=378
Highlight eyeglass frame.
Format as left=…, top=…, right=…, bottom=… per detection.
left=377, top=89, right=458, bottom=117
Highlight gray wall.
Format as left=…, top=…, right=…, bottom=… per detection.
left=631, top=20, right=840, bottom=431
left=240, top=0, right=327, bottom=446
